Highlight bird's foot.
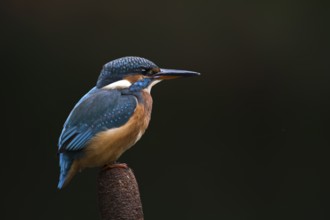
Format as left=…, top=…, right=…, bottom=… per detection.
left=103, top=162, right=128, bottom=170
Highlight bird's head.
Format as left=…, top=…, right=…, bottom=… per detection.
left=96, top=56, right=200, bottom=92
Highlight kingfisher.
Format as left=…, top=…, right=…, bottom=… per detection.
left=57, top=56, right=200, bottom=189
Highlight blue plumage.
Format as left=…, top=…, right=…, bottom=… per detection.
left=59, top=88, right=136, bottom=152
left=96, top=57, right=158, bottom=88
left=58, top=154, right=74, bottom=189
left=57, top=56, right=200, bottom=189
left=58, top=87, right=137, bottom=188
left=129, top=78, right=152, bottom=92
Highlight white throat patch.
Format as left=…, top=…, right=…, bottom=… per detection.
left=102, top=79, right=162, bottom=92
left=144, top=80, right=162, bottom=93
left=102, top=79, right=132, bottom=90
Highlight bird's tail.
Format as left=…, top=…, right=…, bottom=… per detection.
left=58, top=153, right=78, bottom=189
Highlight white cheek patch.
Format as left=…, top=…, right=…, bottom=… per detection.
left=102, top=80, right=132, bottom=90
left=144, top=80, right=162, bottom=93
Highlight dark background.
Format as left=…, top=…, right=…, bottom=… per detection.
left=1, top=0, right=328, bottom=219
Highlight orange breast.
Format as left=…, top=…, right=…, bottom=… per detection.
left=76, top=91, right=153, bottom=169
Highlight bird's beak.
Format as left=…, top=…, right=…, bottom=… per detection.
left=153, top=68, right=200, bottom=80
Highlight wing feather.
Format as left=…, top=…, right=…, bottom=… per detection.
left=58, top=88, right=137, bottom=152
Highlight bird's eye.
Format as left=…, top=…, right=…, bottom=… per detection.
left=145, top=69, right=154, bottom=75
left=138, top=67, right=154, bottom=76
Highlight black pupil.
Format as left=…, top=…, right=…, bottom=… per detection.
left=139, top=68, right=153, bottom=75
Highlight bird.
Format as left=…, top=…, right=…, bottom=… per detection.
left=57, top=56, right=200, bottom=189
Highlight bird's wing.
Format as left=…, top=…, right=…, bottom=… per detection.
left=58, top=88, right=137, bottom=152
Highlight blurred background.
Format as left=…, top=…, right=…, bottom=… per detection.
left=1, top=0, right=328, bottom=219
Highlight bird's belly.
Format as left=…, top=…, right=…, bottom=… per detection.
left=77, top=104, right=150, bottom=168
